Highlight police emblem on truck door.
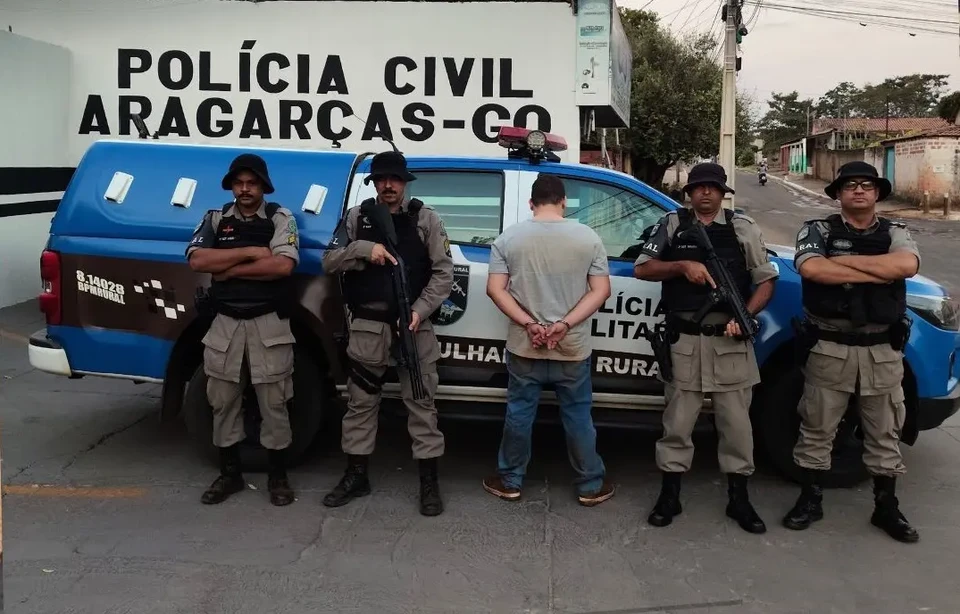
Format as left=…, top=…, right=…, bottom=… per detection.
left=432, top=264, right=470, bottom=326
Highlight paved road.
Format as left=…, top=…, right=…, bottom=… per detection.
left=3, top=296, right=960, bottom=610
left=734, top=171, right=960, bottom=294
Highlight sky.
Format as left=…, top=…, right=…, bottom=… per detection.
left=619, top=0, right=960, bottom=119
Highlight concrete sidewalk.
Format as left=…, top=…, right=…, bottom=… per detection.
left=773, top=172, right=960, bottom=222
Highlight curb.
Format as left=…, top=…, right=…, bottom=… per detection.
left=768, top=174, right=833, bottom=202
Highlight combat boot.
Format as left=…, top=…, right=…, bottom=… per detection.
left=870, top=476, right=920, bottom=543
left=419, top=457, right=444, bottom=516
left=782, top=468, right=824, bottom=530
left=267, top=448, right=295, bottom=506
left=322, top=454, right=371, bottom=507
left=725, top=474, right=767, bottom=534
left=201, top=444, right=245, bottom=505
left=647, top=471, right=682, bottom=527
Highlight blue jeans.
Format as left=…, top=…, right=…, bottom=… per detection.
left=497, top=351, right=606, bottom=494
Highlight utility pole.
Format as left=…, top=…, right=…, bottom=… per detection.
left=718, top=0, right=741, bottom=209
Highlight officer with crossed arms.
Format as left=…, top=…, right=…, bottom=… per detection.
left=784, top=161, right=921, bottom=543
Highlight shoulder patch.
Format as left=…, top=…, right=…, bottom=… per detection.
left=732, top=212, right=757, bottom=225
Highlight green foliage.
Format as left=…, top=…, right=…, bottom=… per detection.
left=758, top=91, right=813, bottom=150
left=758, top=74, right=952, bottom=149
left=737, top=150, right=757, bottom=167
left=937, top=92, right=960, bottom=123
left=617, top=8, right=749, bottom=186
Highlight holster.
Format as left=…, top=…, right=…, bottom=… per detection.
left=889, top=316, right=912, bottom=352
left=648, top=322, right=677, bottom=383
left=194, top=287, right=215, bottom=319
left=791, top=317, right=817, bottom=366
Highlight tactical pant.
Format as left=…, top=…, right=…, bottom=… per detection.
left=655, top=320, right=760, bottom=476
left=342, top=317, right=444, bottom=459
left=202, top=312, right=295, bottom=450
left=658, top=385, right=755, bottom=475
left=793, top=340, right=907, bottom=477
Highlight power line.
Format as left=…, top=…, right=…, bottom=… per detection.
left=677, top=0, right=718, bottom=33
left=742, top=1, right=958, bottom=36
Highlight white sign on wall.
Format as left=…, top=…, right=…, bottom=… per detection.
left=575, top=0, right=611, bottom=104
left=0, top=0, right=581, bottom=164
left=609, top=8, right=632, bottom=127
left=574, top=0, right=631, bottom=128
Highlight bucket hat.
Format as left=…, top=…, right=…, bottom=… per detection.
left=221, top=153, right=274, bottom=194
left=824, top=161, right=891, bottom=201
left=363, top=150, right=417, bottom=185
left=683, top=162, right=735, bottom=195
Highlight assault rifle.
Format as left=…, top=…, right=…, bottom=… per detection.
left=685, top=221, right=759, bottom=342
left=359, top=200, right=427, bottom=400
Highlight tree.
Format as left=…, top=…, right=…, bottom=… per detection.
left=857, top=74, right=949, bottom=118
left=757, top=91, right=814, bottom=149
left=760, top=74, right=952, bottom=140
left=814, top=82, right=860, bottom=118
left=616, top=8, right=746, bottom=186
left=937, top=91, right=960, bottom=123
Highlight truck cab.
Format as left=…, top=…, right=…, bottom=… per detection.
left=28, top=128, right=960, bottom=487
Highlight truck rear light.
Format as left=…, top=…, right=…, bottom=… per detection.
left=38, top=250, right=62, bottom=325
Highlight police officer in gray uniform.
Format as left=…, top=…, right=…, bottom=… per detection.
left=321, top=151, right=454, bottom=516
left=784, top=161, right=921, bottom=543
left=187, top=153, right=300, bottom=507
left=634, top=163, right=778, bottom=534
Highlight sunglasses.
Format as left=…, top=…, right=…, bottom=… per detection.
left=841, top=180, right=876, bottom=191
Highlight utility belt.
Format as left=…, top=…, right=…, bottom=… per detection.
left=195, top=288, right=289, bottom=321
left=792, top=316, right=911, bottom=363
left=667, top=316, right=729, bottom=338
left=350, top=305, right=397, bottom=324
left=809, top=327, right=893, bottom=347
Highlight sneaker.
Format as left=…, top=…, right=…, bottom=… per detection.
left=578, top=481, right=616, bottom=507
left=482, top=476, right=521, bottom=501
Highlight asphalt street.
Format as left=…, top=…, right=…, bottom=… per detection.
left=733, top=170, right=960, bottom=294
left=2, top=202, right=960, bottom=613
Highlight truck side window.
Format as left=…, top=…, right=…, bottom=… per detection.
left=406, top=171, right=504, bottom=246
left=559, top=177, right=664, bottom=260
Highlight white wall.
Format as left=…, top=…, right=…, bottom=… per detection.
left=0, top=0, right=580, bottom=165
left=0, top=32, right=72, bottom=308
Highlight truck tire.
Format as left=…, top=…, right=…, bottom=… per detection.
left=754, top=362, right=870, bottom=489
left=182, top=346, right=327, bottom=472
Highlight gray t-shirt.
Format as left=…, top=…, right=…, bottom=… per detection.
left=489, top=218, right=609, bottom=361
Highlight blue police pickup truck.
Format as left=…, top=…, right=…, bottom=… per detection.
left=28, top=127, right=960, bottom=487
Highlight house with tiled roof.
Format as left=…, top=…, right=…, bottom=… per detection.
left=879, top=120, right=960, bottom=204
left=802, top=117, right=953, bottom=185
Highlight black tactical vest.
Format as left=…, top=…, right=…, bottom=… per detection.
left=661, top=208, right=753, bottom=314
left=802, top=214, right=906, bottom=325
left=342, top=198, right=432, bottom=321
left=208, top=202, right=294, bottom=319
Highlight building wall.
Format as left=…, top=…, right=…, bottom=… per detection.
left=580, top=148, right=627, bottom=173
left=0, top=0, right=588, bottom=309
left=893, top=137, right=960, bottom=203
left=812, top=149, right=864, bottom=183
left=863, top=146, right=885, bottom=177
left=0, top=32, right=72, bottom=308
left=0, top=0, right=581, bottom=165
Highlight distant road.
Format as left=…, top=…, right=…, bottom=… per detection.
left=734, top=170, right=960, bottom=293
